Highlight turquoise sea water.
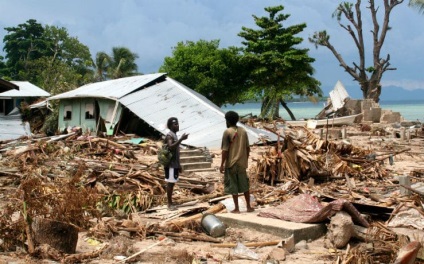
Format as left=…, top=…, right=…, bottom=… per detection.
left=221, top=99, right=424, bottom=122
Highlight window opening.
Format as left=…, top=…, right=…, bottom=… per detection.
left=85, top=103, right=94, bottom=119
left=64, top=105, right=72, bottom=120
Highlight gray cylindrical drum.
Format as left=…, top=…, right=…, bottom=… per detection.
left=201, top=213, right=226, bottom=237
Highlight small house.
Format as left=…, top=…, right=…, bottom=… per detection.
left=0, top=80, right=50, bottom=141
left=47, top=73, right=276, bottom=149
left=0, top=81, right=50, bottom=116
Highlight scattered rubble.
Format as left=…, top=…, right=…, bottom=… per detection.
left=1, top=120, right=424, bottom=263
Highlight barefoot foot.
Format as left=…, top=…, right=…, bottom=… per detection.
left=230, top=209, right=240, bottom=214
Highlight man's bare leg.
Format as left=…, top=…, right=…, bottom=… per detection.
left=231, top=194, right=240, bottom=213
left=244, top=191, right=255, bottom=212
left=167, top=182, right=176, bottom=209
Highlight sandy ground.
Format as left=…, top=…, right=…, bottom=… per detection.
left=1, top=124, right=424, bottom=263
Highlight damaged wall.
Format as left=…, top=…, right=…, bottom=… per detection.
left=58, top=98, right=122, bottom=135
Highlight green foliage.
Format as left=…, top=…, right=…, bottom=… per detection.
left=3, top=19, right=48, bottom=79
left=157, top=144, right=173, bottom=167
left=109, top=47, right=139, bottom=79
left=2, top=19, right=94, bottom=93
left=332, top=2, right=354, bottom=21
left=0, top=55, right=7, bottom=77
left=43, top=25, right=94, bottom=81
left=239, top=5, right=322, bottom=119
left=309, top=31, right=330, bottom=49
left=409, top=0, right=424, bottom=14
left=94, top=52, right=111, bottom=81
left=366, top=66, right=375, bottom=73
left=160, top=39, right=251, bottom=107
left=102, top=191, right=153, bottom=215
left=94, top=47, right=139, bottom=80
left=41, top=106, right=59, bottom=136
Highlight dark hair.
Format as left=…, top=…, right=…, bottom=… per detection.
left=225, top=111, right=239, bottom=126
left=167, top=117, right=178, bottom=129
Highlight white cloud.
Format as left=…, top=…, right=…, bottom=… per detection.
left=0, top=0, right=423, bottom=95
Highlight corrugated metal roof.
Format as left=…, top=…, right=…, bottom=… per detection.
left=0, top=81, right=50, bottom=97
left=47, top=73, right=165, bottom=101
left=120, top=77, right=277, bottom=149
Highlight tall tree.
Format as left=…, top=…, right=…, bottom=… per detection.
left=309, top=0, right=404, bottom=103
left=35, top=25, right=93, bottom=93
left=239, top=5, right=322, bottom=120
left=2, top=20, right=93, bottom=92
left=159, top=39, right=251, bottom=107
left=0, top=56, right=7, bottom=77
left=2, top=19, right=48, bottom=79
left=43, top=25, right=93, bottom=78
left=93, top=52, right=111, bottom=81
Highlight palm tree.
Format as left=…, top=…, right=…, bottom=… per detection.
left=94, top=52, right=111, bottom=81
left=409, top=0, right=424, bottom=13
left=108, top=47, right=139, bottom=79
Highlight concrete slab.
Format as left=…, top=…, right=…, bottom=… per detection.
left=216, top=209, right=326, bottom=243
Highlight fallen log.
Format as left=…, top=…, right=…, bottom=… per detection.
left=89, top=138, right=127, bottom=149
left=5, top=145, right=38, bottom=156
left=175, top=193, right=224, bottom=204
left=211, top=240, right=281, bottom=248
left=164, top=203, right=225, bottom=231
left=155, top=231, right=222, bottom=243
left=62, top=244, right=108, bottom=264
left=400, top=184, right=424, bottom=197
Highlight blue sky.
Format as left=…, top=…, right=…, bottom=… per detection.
left=0, top=0, right=423, bottom=96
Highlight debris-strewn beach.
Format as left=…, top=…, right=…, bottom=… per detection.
left=1, top=121, right=424, bottom=264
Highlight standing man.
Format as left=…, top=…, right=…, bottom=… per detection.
left=219, top=111, right=254, bottom=213
left=164, top=117, right=189, bottom=210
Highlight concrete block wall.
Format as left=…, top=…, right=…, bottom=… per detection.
left=381, top=110, right=402, bottom=123
left=370, top=107, right=382, bottom=123
left=344, top=99, right=362, bottom=115
left=326, top=98, right=404, bottom=124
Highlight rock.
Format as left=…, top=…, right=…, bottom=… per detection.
left=267, top=247, right=286, bottom=261
left=324, top=211, right=354, bottom=249
left=295, top=240, right=309, bottom=250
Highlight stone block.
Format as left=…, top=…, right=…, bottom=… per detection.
left=370, top=107, right=382, bottom=123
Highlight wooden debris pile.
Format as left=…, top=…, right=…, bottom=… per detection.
left=0, top=133, right=225, bottom=262
left=341, top=222, right=412, bottom=263
left=255, top=126, right=398, bottom=184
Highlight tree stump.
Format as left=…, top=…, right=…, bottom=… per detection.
left=31, top=218, right=79, bottom=254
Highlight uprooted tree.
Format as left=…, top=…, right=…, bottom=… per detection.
left=309, top=0, right=405, bottom=103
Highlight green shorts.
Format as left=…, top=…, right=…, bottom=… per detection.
left=224, top=164, right=250, bottom=195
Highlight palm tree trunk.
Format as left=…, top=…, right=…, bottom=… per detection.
left=280, top=99, right=296, bottom=120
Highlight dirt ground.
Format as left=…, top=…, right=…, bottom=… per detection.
left=1, top=123, right=424, bottom=263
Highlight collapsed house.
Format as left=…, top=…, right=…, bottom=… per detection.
left=0, top=80, right=50, bottom=141
left=315, top=80, right=404, bottom=125
left=47, top=73, right=277, bottom=149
